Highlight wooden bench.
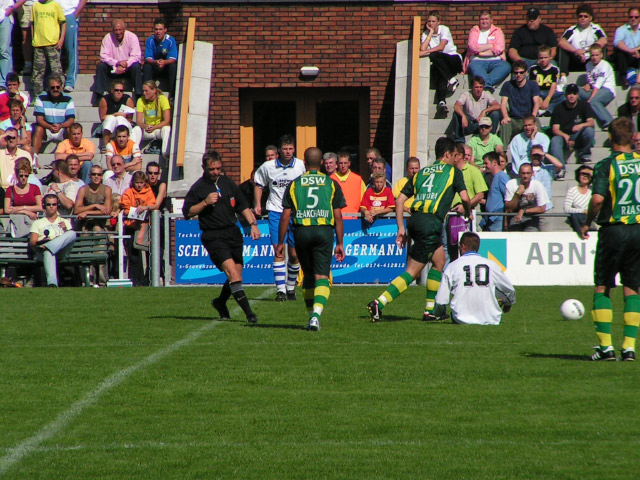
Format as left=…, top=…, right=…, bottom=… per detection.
left=0, top=233, right=109, bottom=286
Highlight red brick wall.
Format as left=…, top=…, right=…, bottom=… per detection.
left=77, top=2, right=634, bottom=178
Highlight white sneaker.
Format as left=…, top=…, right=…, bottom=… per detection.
left=63, top=85, right=74, bottom=93
left=307, top=317, right=320, bottom=331
left=537, top=109, right=546, bottom=117
left=557, top=76, right=567, bottom=92
left=447, top=78, right=459, bottom=94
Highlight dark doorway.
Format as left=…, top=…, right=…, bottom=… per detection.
left=316, top=100, right=360, bottom=173
left=252, top=101, right=296, bottom=169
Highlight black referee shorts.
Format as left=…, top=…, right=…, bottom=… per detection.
left=201, top=225, right=244, bottom=270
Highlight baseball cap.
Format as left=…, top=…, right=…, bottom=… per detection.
left=527, top=7, right=540, bottom=20
left=565, top=83, right=579, bottom=95
left=478, top=117, right=492, bottom=127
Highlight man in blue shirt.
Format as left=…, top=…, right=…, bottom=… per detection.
left=143, top=18, right=178, bottom=99
left=480, top=151, right=509, bottom=232
left=499, top=60, right=541, bottom=146
left=32, top=75, right=76, bottom=156
left=613, top=8, right=640, bottom=88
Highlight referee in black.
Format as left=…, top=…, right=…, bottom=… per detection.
left=183, top=150, right=261, bottom=323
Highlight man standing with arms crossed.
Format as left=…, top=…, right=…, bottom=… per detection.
left=277, top=147, right=346, bottom=331
left=254, top=134, right=305, bottom=302
left=581, top=117, right=640, bottom=361
left=183, top=150, right=261, bottom=324
left=367, top=137, right=470, bottom=322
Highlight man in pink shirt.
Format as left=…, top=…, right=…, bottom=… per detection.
left=92, top=19, right=142, bottom=100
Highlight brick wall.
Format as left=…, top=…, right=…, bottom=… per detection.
left=76, top=1, right=634, bottom=179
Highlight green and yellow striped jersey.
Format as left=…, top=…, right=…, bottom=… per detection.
left=282, top=170, right=347, bottom=226
left=400, top=161, right=467, bottom=220
left=593, top=151, right=640, bottom=225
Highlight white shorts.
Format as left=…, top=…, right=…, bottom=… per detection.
left=45, top=128, right=66, bottom=142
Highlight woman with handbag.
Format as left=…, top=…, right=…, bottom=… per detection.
left=119, top=171, right=156, bottom=286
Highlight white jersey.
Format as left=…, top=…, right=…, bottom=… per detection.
left=586, top=59, right=616, bottom=97
left=254, top=157, right=306, bottom=213
left=435, top=252, right=516, bottom=325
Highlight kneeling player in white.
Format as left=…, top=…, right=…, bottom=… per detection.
left=435, top=232, right=515, bottom=325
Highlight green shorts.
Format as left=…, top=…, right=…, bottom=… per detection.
left=407, top=212, right=443, bottom=264
left=594, top=223, right=640, bottom=288
left=293, top=225, right=334, bottom=277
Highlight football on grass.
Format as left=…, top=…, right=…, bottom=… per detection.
left=560, top=299, right=585, bottom=320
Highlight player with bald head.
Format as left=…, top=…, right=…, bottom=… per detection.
left=277, top=147, right=346, bottom=330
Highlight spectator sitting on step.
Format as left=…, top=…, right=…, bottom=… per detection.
left=499, top=60, right=542, bottom=146
left=529, top=45, right=564, bottom=116
left=4, top=158, right=43, bottom=236
left=54, top=123, right=94, bottom=183
left=74, top=164, right=111, bottom=225
left=529, top=144, right=555, bottom=216
left=0, top=99, right=33, bottom=156
left=32, top=75, right=76, bottom=157
left=613, top=7, right=640, bottom=89
left=103, top=154, right=132, bottom=196
left=563, top=164, right=593, bottom=234
left=508, top=7, right=558, bottom=68
left=508, top=114, right=550, bottom=175
left=136, top=80, right=171, bottom=158
left=617, top=85, right=640, bottom=132
left=419, top=10, right=462, bottom=119
left=46, top=158, right=80, bottom=215
left=105, top=125, right=142, bottom=173
left=98, top=79, right=141, bottom=151
left=366, top=157, right=392, bottom=189
left=0, top=73, right=30, bottom=121
left=360, top=171, right=395, bottom=226
left=557, top=4, right=607, bottom=90
left=31, top=0, right=66, bottom=98
left=549, top=83, right=596, bottom=179
left=0, top=128, right=33, bottom=189
left=143, top=18, right=178, bottom=100
left=29, top=193, right=77, bottom=287
left=466, top=116, right=504, bottom=168
left=92, top=19, right=142, bottom=100
left=579, top=44, right=616, bottom=129
left=463, top=10, right=510, bottom=94
left=65, top=155, right=86, bottom=192
left=451, top=75, right=501, bottom=142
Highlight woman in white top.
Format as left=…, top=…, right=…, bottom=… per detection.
left=419, top=10, right=462, bottom=117
left=564, top=164, right=593, bottom=234
left=580, top=44, right=616, bottom=129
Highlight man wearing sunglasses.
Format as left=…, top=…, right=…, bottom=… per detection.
left=0, top=127, right=33, bottom=189
left=557, top=4, right=607, bottom=90
left=613, top=8, right=640, bottom=89
left=29, top=193, right=77, bottom=287
left=32, top=75, right=76, bottom=157
left=499, top=60, right=541, bottom=146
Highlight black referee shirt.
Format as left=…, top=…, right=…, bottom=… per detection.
left=183, top=174, right=249, bottom=231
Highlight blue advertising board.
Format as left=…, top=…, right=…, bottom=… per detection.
left=175, top=218, right=406, bottom=285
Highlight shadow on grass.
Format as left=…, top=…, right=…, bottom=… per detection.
left=243, top=323, right=308, bottom=330
left=524, top=353, right=591, bottom=361
left=374, top=315, right=415, bottom=323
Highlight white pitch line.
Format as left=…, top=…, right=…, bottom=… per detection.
left=0, top=288, right=273, bottom=475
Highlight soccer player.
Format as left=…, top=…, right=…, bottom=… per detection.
left=277, top=147, right=346, bottom=331
left=435, top=232, right=515, bottom=325
left=183, top=150, right=261, bottom=324
left=581, top=117, right=640, bottom=361
left=367, top=137, right=471, bottom=322
left=254, top=134, right=306, bottom=301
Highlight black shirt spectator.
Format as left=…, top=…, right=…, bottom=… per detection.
left=508, top=8, right=558, bottom=65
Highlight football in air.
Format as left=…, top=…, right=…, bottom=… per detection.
left=560, top=299, right=585, bottom=320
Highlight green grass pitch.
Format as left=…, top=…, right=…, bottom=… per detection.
left=1, top=285, right=639, bottom=479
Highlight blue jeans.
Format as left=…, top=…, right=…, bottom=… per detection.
left=0, top=17, right=13, bottom=84
left=579, top=87, right=614, bottom=128
left=550, top=127, right=595, bottom=166
left=36, top=230, right=77, bottom=286
left=540, top=90, right=565, bottom=114
left=468, top=59, right=511, bottom=89
left=64, top=14, right=79, bottom=88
